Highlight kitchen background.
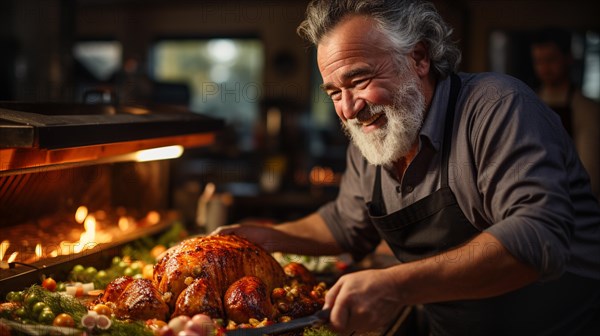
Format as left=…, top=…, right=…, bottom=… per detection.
left=1, top=0, right=599, bottom=228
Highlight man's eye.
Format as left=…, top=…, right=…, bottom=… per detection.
left=329, top=91, right=341, bottom=100
left=353, top=78, right=368, bottom=87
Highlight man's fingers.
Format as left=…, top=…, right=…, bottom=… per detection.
left=323, top=280, right=340, bottom=310
left=324, top=279, right=351, bottom=331
left=331, top=301, right=350, bottom=332
left=210, top=224, right=240, bottom=236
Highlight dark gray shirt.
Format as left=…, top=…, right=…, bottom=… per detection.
left=318, top=72, right=600, bottom=281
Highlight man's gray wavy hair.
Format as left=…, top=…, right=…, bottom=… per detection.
left=297, top=0, right=461, bottom=78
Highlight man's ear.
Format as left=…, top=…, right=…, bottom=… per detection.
left=410, top=41, right=431, bottom=78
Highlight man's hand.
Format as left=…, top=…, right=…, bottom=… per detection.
left=215, top=213, right=343, bottom=256
left=323, top=232, right=539, bottom=333
left=211, top=222, right=284, bottom=252
left=324, top=268, right=406, bottom=333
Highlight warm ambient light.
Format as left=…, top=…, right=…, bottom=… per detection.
left=7, top=252, right=18, bottom=263
left=75, top=206, right=88, bottom=224
left=134, top=145, right=184, bottom=162
left=0, top=240, right=8, bottom=262
left=35, top=244, right=42, bottom=261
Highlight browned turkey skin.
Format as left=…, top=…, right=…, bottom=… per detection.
left=98, top=277, right=169, bottom=321
left=97, top=235, right=325, bottom=325
left=224, top=276, right=277, bottom=323
left=155, top=235, right=286, bottom=321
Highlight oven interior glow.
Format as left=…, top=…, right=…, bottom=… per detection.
left=134, top=145, right=184, bottom=162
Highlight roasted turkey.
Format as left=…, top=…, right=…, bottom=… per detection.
left=99, top=276, right=169, bottom=321
left=224, top=275, right=277, bottom=323
left=96, top=234, right=325, bottom=325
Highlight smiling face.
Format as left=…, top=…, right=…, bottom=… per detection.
left=317, top=15, right=432, bottom=167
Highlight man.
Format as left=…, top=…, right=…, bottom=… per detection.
left=530, top=27, right=600, bottom=201
left=216, top=1, right=600, bottom=334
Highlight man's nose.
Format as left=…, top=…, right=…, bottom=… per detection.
left=339, top=91, right=364, bottom=121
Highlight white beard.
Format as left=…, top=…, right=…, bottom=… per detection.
left=342, top=74, right=426, bottom=168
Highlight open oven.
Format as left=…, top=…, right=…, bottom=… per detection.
left=0, top=102, right=224, bottom=297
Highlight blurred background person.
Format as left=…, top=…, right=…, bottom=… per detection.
left=530, top=27, right=600, bottom=200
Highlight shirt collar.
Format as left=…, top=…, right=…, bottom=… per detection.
left=419, top=75, right=453, bottom=152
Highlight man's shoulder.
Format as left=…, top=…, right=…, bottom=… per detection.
left=454, top=72, right=555, bottom=141
left=346, top=143, right=370, bottom=169
left=460, top=72, right=530, bottom=93
left=458, top=72, right=538, bottom=106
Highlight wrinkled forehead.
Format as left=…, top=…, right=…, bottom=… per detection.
left=319, top=16, right=390, bottom=47
left=316, top=15, right=392, bottom=66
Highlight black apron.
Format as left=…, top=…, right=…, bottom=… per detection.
left=366, top=75, right=600, bottom=335
left=367, top=74, right=478, bottom=263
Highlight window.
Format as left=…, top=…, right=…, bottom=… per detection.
left=582, top=31, right=600, bottom=101
left=73, top=40, right=122, bottom=82
left=151, top=38, right=264, bottom=151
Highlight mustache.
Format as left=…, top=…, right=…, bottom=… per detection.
left=354, top=104, right=386, bottom=124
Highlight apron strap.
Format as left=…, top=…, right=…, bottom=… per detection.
left=372, top=165, right=386, bottom=215
left=371, top=74, right=462, bottom=214
left=440, top=74, right=462, bottom=189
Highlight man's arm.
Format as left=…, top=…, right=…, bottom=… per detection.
left=325, top=232, right=539, bottom=332
left=212, top=212, right=344, bottom=256
left=389, top=231, right=539, bottom=303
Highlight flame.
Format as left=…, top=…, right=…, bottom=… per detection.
left=60, top=241, right=76, bottom=255
left=84, top=215, right=96, bottom=233
left=5, top=205, right=162, bottom=264
left=0, top=240, right=8, bottom=261
left=7, top=252, right=18, bottom=263
left=74, top=215, right=97, bottom=253
left=95, top=210, right=107, bottom=221
left=35, top=243, right=42, bottom=260
left=146, top=211, right=161, bottom=225
left=118, top=216, right=132, bottom=231
left=75, top=206, right=88, bottom=224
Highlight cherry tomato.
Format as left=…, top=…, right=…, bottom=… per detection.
left=5, top=291, right=22, bottom=302
left=84, top=267, right=98, bottom=282
left=56, top=282, right=66, bottom=292
left=42, top=277, right=57, bottom=292
left=111, top=256, right=122, bottom=266
left=32, top=301, right=48, bottom=316
left=93, top=303, right=113, bottom=316
left=15, top=307, right=27, bottom=319
left=147, top=319, right=168, bottom=335
left=72, top=265, right=85, bottom=277
left=151, top=245, right=167, bottom=259
left=123, top=267, right=135, bottom=277
left=53, top=313, right=75, bottom=327
left=38, top=309, right=55, bottom=324
left=24, top=292, right=41, bottom=308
